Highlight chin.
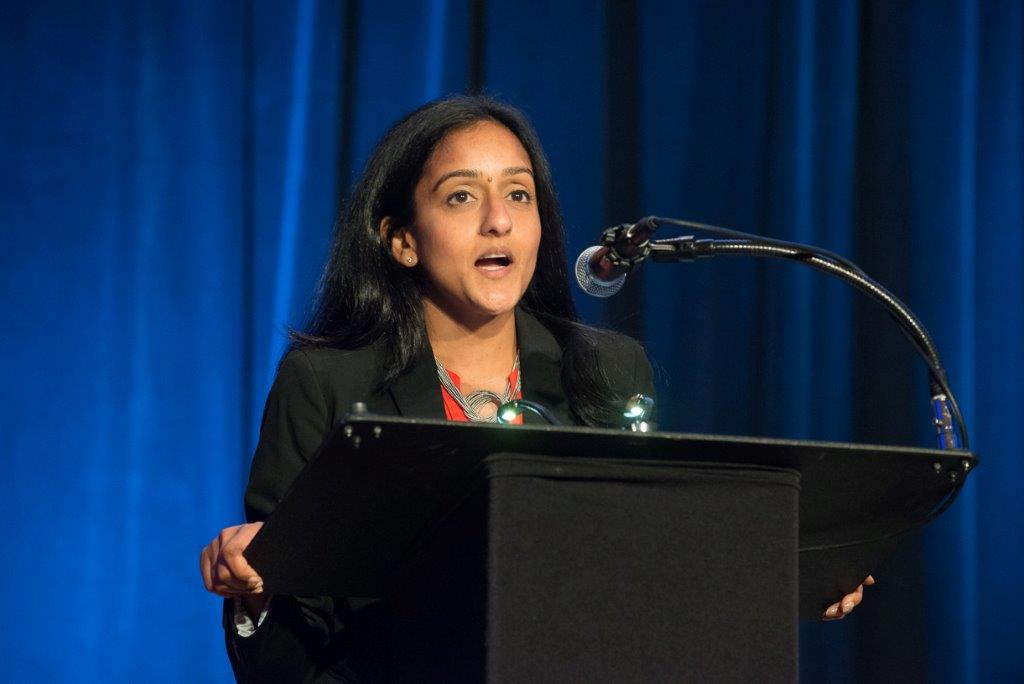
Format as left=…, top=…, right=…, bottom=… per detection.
left=472, top=291, right=522, bottom=318
left=475, top=302, right=517, bottom=318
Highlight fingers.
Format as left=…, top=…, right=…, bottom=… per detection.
left=216, top=524, right=244, bottom=550
left=840, top=584, right=864, bottom=614
left=215, top=556, right=255, bottom=593
left=200, top=532, right=224, bottom=593
left=200, top=545, right=214, bottom=592
left=222, top=523, right=264, bottom=591
left=200, top=522, right=265, bottom=597
left=822, top=575, right=876, bottom=620
left=212, top=584, right=252, bottom=598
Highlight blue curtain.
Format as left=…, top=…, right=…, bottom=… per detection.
left=2, top=1, right=1021, bottom=680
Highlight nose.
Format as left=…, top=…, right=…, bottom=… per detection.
left=481, top=191, right=512, bottom=237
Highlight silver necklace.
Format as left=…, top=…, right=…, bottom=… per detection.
left=436, top=353, right=521, bottom=423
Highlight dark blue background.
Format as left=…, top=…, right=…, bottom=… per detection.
left=2, top=1, right=1021, bottom=681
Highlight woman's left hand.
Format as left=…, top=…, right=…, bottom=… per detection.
left=822, top=575, right=875, bottom=620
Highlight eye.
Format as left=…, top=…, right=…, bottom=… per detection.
left=508, top=189, right=533, bottom=203
left=446, top=190, right=474, bottom=206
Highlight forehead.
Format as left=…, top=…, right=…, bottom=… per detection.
left=424, top=120, right=532, bottom=175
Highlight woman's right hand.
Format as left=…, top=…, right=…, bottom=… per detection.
left=200, top=522, right=264, bottom=597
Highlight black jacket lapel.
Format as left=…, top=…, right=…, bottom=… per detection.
left=386, top=340, right=447, bottom=420
left=515, top=307, right=575, bottom=426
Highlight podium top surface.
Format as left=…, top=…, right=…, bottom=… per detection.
left=246, top=413, right=976, bottom=614
left=334, top=412, right=975, bottom=462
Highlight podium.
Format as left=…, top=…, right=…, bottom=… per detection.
left=245, top=414, right=976, bottom=681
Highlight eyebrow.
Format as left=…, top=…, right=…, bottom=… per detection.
left=432, top=166, right=534, bottom=193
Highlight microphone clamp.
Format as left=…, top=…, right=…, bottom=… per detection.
left=600, top=216, right=659, bottom=270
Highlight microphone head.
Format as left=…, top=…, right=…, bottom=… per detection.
left=575, top=245, right=627, bottom=298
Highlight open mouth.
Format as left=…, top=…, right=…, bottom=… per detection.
left=475, top=254, right=512, bottom=269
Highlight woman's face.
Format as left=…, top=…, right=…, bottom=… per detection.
left=394, top=120, right=542, bottom=324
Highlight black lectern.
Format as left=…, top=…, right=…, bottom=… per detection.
left=245, top=415, right=976, bottom=681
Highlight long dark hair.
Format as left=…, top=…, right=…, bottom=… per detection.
left=293, top=95, right=618, bottom=426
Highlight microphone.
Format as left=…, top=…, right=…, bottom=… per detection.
left=574, top=217, right=659, bottom=298
left=575, top=246, right=627, bottom=297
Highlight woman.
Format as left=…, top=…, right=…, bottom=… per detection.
left=200, top=96, right=869, bottom=681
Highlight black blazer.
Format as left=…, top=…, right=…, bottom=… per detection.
left=224, top=307, right=655, bottom=682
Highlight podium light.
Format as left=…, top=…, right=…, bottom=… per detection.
left=496, top=400, right=561, bottom=425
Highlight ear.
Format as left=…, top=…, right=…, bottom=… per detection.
left=379, top=217, right=418, bottom=267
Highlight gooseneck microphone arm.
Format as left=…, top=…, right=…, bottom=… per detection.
left=625, top=216, right=970, bottom=451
